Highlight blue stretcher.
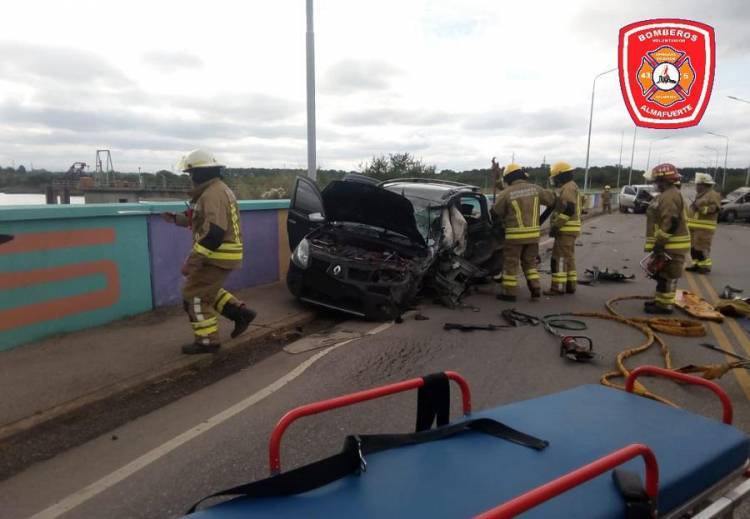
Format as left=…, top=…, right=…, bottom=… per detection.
left=186, top=367, right=750, bottom=518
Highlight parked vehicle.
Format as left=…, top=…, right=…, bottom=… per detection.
left=719, top=187, right=750, bottom=223
left=286, top=177, right=502, bottom=320
left=618, top=184, right=657, bottom=213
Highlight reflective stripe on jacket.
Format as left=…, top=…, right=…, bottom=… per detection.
left=189, top=178, right=244, bottom=269
left=492, top=180, right=556, bottom=244
left=648, top=185, right=690, bottom=254
left=687, top=189, right=721, bottom=232
left=551, top=180, right=581, bottom=236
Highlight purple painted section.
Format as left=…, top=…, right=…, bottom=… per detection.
left=148, top=210, right=280, bottom=307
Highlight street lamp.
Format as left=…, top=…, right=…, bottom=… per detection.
left=583, top=67, right=617, bottom=191
left=727, top=96, right=750, bottom=186
left=707, top=131, right=729, bottom=190
left=728, top=95, right=750, bottom=104
left=627, top=125, right=638, bottom=185
left=703, top=146, right=719, bottom=176
left=306, top=0, right=317, bottom=180
left=645, top=136, right=670, bottom=174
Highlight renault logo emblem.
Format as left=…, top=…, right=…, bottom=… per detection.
left=332, top=265, right=342, bottom=276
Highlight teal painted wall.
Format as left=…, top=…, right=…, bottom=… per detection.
left=0, top=200, right=291, bottom=351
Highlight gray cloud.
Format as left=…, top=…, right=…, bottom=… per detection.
left=572, top=0, right=750, bottom=57
left=333, top=107, right=458, bottom=127
left=462, top=108, right=581, bottom=135
left=320, top=59, right=402, bottom=94
left=142, top=50, right=204, bottom=71
left=0, top=41, right=132, bottom=87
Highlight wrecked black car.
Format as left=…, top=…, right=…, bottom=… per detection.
left=286, top=177, right=502, bottom=320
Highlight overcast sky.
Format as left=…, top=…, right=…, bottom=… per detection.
left=1, top=0, right=749, bottom=173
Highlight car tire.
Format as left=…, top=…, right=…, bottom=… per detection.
left=619, top=204, right=626, bottom=213
left=725, top=211, right=736, bottom=224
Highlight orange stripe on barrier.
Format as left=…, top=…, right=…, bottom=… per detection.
left=0, top=228, right=115, bottom=254
left=0, top=260, right=120, bottom=332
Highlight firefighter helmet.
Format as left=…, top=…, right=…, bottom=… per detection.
left=177, top=149, right=225, bottom=172
left=604, top=185, right=611, bottom=190
left=503, top=163, right=523, bottom=177
left=549, top=161, right=574, bottom=178
left=694, top=172, right=715, bottom=185
left=650, top=163, right=681, bottom=183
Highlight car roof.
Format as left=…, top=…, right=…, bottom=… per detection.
left=380, top=180, right=480, bottom=204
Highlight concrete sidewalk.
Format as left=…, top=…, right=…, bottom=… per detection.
left=0, top=281, right=314, bottom=441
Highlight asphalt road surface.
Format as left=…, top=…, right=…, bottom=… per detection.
left=3, top=213, right=750, bottom=519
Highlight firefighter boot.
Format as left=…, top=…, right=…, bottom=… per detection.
left=223, top=304, right=257, bottom=338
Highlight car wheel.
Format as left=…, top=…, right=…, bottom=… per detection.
left=725, top=211, right=736, bottom=224
left=619, top=204, right=626, bottom=213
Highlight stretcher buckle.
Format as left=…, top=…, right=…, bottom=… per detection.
left=354, top=436, right=367, bottom=474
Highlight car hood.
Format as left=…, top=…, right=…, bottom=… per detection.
left=321, top=180, right=426, bottom=246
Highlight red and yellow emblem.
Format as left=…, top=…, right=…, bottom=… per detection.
left=619, top=19, right=715, bottom=129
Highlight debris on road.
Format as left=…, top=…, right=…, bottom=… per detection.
left=579, top=267, right=635, bottom=286
left=500, top=309, right=540, bottom=327
left=443, top=322, right=509, bottom=332
left=414, top=313, right=430, bottom=321
left=720, top=285, right=744, bottom=300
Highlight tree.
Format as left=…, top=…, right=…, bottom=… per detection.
left=359, top=153, right=436, bottom=180
left=17, top=165, right=26, bottom=173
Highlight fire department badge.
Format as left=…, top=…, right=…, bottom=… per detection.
left=618, top=19, right=715, bottom=129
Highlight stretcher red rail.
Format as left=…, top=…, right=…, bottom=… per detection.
left=268, top=370, right=471, bottom=473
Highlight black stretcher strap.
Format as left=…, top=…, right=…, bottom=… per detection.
left=186, top=417, right=548, bottom=514
left=612, top=469, right=656, bottom=519
left=416, top=373, right=450, bottom=432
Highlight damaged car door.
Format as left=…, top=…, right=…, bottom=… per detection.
left=288, top=176, right=326, bottom=251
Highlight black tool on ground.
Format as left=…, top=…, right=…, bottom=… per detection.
left=580, top=267, right=636, bottom=286
left=721, top=285, right=744, bottom=300
left=560, top=336, right=595, bottom=362
left=443, top=322, right=510, bottom=332
left=699, top=342, right=750, bottom=363
left=0, top=234, right=13, bottom=245
left=500, top=309, right=541, bottom=327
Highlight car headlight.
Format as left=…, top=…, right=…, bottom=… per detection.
left=291, top=238, right=310, bottom=269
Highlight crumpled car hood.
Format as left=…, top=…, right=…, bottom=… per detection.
left=322, top=180, right=426, bottom=246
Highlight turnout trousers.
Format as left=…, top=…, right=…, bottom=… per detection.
left=690, top=229, right=715, bottom=271
left=501, top=242, right=541, bottom=297
left=182, top=262, right=243, bottom=346
left=550, top=234, right=577, bottom=294
left=653, top=254, right=685, bottom=310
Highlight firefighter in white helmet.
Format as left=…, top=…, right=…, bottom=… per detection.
left=546, top=161, right=581, bottom=295
left=162, top=149, right=256, bottom=354
left=686, top=173, right=722, bottom=274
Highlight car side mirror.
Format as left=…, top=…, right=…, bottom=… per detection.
left=309, top=212, right=325, bottom=223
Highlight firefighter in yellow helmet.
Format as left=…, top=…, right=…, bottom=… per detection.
left=601, top=185, right=612, bottom=214
left=686, top=173, right=722, bottom=274
left=546, top=161, right=581, bottom=295
left=162, top=149, right=256, bottom=354
left=491, top=162, right=556, bottom=301
left=644, top=163, right=690, bottom=314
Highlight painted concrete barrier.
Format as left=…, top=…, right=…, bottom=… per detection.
left=0, top=200, right=291, bottom=351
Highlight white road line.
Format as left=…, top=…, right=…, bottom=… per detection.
left=29, top=321, right=393, bottom=519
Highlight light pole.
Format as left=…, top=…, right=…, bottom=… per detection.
left=616, top=129, right=624, bottom=189
left=583, top=67, right=617, bottom=192
left=728, top=95, right=750, bottom=104
left=704, top=146, right=719, bottom=176
left=627, top=125, right=637, bottom=185
left=645, top=136, right=670, bottom=174
left=707, top=131, right=729, bottom=190
left=305, top=0, right=317, bottom=180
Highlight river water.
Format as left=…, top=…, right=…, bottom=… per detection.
left=0, top=193, right=85, bottom=206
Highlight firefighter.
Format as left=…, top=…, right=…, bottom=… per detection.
left=491, top=163, right=556, bottom=301
left=686, top=173, right=722, bottom=274
left=601, top=185, right=612, bottom=214
left=644, top=163, right=691, bottom=314
left=546, top=161, right=581, bottom=295
left=162, top=149, right=256, bottom=354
